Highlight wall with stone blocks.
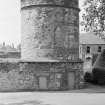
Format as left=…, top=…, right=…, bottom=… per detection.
left=0, top=62, right=38, bottom=91
left=0, top=60, right=83, bottom=91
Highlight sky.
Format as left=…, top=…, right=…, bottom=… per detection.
left=0, top=0, right=84, bottom=46
left=0, top=0, right=20, bottom=46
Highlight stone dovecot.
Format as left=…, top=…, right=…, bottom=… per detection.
left=21, top=0, right=84, bottom=90
left=21, top=0, right=79, bottom=61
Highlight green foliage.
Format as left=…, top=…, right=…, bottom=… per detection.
left=81, top=0, right=105, bottom=36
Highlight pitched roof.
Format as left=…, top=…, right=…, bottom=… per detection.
left=80, top=33, right=105, bottom=45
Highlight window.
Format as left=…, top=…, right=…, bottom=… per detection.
left=98, top=46, right=102, bottom=52
left=87, top=46, right=90, bottom=53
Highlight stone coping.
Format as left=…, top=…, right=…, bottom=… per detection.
left=20, top=59, right=83, bottom=63
left=0, top=58, right=20, bottom=63
left=0, top=58, right=83, bottom=63
left=21, top=0, right=79, bottom=8
left=21, top=4, right=80, bottom=11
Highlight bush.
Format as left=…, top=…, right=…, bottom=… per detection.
left=84, top=72, right=93, bottom=82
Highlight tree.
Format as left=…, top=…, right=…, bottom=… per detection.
left=81, top=0, right=105, bottom=37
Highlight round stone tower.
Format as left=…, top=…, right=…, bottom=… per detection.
left=20, top=0, right=84, bottom=90
left=21, top=0, right=80, bottom=61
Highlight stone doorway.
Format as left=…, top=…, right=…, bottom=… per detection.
left=39, top=77, right=47, bottom=90
left=68, top=72, right=75, bottom=89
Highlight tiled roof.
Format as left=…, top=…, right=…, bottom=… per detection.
left=80, top=33, right=105, bottom=45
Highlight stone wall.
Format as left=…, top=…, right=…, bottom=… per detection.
left=0, top=62, right=38, bottom=91
left=0, top=60, right=83, bottom=91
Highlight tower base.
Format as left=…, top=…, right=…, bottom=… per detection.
left=19, top=59, right=84, bottom=90
left=0, top=59, right=84, bottom=91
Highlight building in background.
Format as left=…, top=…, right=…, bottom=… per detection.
left=0, top=42, right=21, bottom=59
left=79, top=33, right=105, bottom=73
left=79, top=33, right=105, bottom=61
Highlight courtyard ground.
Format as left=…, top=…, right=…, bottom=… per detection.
left=0, top=83, right=105, bottom=105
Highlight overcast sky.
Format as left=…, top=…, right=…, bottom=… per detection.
left=0, top=0, right=84, bottom=46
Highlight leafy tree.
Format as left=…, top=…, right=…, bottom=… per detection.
left=81, top=0, right=105, bottom=37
